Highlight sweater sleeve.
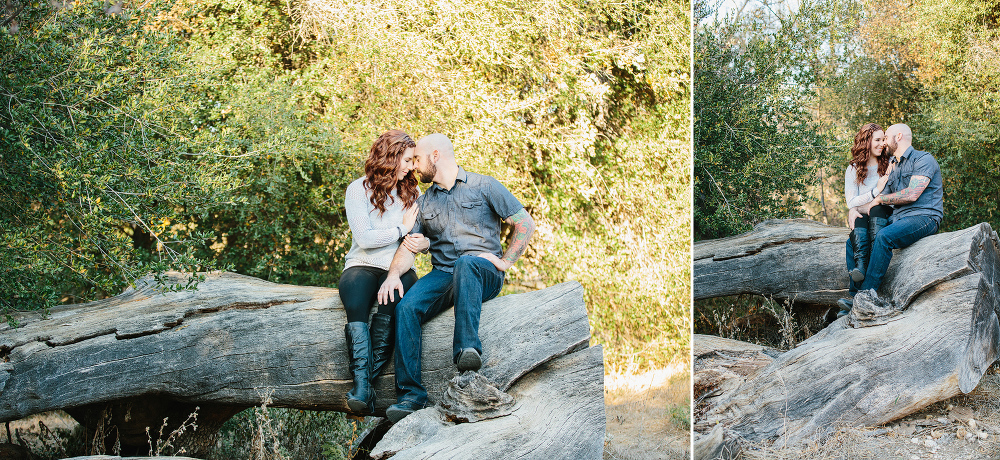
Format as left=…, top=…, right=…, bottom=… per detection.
left=345, top=180, right=405, bottom=250
left=844, top=166, right=876, bottom=209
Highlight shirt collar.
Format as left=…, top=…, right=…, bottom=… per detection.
left=429, top=166, right=468, bottom=193
left=899, top=146, right=915, bottom=161
left=890, top=146, right=914, bottom=166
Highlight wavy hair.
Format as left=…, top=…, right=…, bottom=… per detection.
left=364, top=130, right=418, bottom=214
left=849, top=122, right=891, bottom=185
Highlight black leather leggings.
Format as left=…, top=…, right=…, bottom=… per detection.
left=339, top=266, right=418, bottom=323
left=852, top=204, right=892, bottom=229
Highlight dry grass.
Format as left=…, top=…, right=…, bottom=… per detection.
left=604, top=363, right=691, bottom=460
left=3, top=411, right=80, bottom=458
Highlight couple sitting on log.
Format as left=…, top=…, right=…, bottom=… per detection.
left=339, top=131, right=535, bottom=423
left=839, top=123, right=944, bottom=316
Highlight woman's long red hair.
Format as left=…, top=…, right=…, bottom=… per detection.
left=364, top=130, right=418, bottom=214
left=849, top=122, right=891, bottom=185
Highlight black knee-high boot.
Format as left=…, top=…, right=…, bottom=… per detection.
left=369, top=313, right=394, bottom=379
left=345, top=322, right=374, bottom=413
left=850, top=214, right=870, bottom=283
left=850, top=227, right=870, bottom=283
left=869, top=210, right=890, bottom=244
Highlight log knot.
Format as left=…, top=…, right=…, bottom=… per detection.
left=849, top=289, right=903, bottom=327
left=439, top=371, right=515, bottom=423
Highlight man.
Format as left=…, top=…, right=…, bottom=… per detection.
left=838, top=123, right=944, bottom=313
left=376, top=133, right=535, bottom=423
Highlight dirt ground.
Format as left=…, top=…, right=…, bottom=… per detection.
left=604, top=363, right=691, bottom=460
left=734, top=369, right=1000, bottom=460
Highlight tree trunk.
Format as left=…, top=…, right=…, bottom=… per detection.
left=694, top=219, right=1000, bottom=449
left=0, top=272, right=600, bottom=457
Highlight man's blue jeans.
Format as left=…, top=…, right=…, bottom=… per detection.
left=845, top=215, right=938, bottom=295
left=393, top=255, right=504, bottom=406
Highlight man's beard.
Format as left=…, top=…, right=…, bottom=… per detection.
left=419, top=162, right=437, bottom=183
left=886, top=139, right=897, bottom=155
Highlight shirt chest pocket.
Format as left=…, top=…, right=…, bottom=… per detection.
left=896, top=163, right=916, bottom=189
left=460, top=199, right=492, bottom=228
left=461, top=199, right=485, bottom=211
left=420, top=205, right=445, bottom=236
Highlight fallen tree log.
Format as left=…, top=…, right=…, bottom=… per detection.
left=368, top=345, right=606, bottom=459
left=694, top=220, right=1000, bottom=450
left=0, top=272, right=599, bottom=457
left=694, top=219, right=849, bottom=306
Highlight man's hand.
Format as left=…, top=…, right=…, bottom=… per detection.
left=377, top=275, right=405, bottom=305
left=477, top=253, right=511, bottom=272
left=401, top=233, right=429, bottom=253
left=847, top=207, right=862, bottom=230
left=860, top=196, right=881, bottom=216
left=872, top=162, right=895, bottom=195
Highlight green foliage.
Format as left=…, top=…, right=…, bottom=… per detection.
left=4, top=0, right=690, bottom=370
left=817, top=0, right=1000, bottom=232
left=211, top=407, right=368, bottom=460
left=0, top=1, right=232, bottom=319
left=694, top=0, right=835, bottom=240
left=668, top=401, right=691, bottom=431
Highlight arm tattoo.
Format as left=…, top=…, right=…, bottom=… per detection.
left=501, top=209, right=535, bottom=266
left=880, top=176, right=930, bottom=205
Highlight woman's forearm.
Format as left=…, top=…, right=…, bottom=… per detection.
left=846, top=188, right=877, bottom=209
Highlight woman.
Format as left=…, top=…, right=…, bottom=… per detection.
left=844, top=122, right=895, bottom=289
left=340, top=129, right=421, bottom=414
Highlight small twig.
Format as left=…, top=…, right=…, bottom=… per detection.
left=0, top=1, right=26, bottom=28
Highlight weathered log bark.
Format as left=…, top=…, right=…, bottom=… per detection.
left=694, top=219, right=849, bottom=306
left=369, top=346, right=606, bottom=459
left=0, top=272, right=598, bottom=457
left=692, top=334, right=777, bottom=409
left=694, top=220, right=1000, bottom=449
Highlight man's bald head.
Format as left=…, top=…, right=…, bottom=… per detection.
left=886, top=123, right=912, bottom=140
left=416, top=133, right=455, bottom=160
left=413, top=133, right=458, bottom=185
left=885, top=123, right=913, bottom=157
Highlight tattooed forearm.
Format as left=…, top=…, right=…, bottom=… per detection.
left=880, top=176, right=930, bottom=205
left=501, top=209, right=535, bottom=266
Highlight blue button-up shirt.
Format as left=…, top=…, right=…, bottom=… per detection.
left=412, top=167, right=524, bottom=272
left=885, top=146, right=944, bottom=224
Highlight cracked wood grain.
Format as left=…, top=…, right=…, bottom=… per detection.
left=694, top=221, right=1000, bottom=450
left=370, top=345, right=605, bottom=460
left=0, top=273, right=591, bottom=425
left=694, top=219, right=995, bottom=307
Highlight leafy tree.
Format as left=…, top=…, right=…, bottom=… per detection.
left=3, top=0, right=691, bottom=368
left=694, top=0, right=834, bottom=240
left=0, top=1, right=232, bottom=321
left=852, top=0, right=1000, bottom=232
